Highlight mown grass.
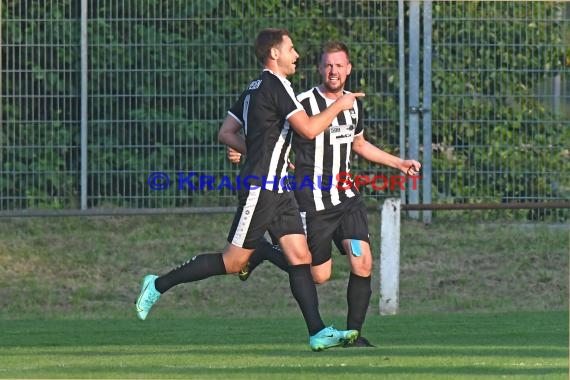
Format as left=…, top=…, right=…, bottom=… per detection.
left=0, top=311, right=568, bottom=379
left=0, top=213, right=568, bottom=379
left=0, top=213, right=567, bottom=319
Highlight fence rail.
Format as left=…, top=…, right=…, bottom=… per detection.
left=401, top=201, right=570, bottom=211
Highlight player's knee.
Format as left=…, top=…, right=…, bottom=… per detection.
left=351, top=262, right=372, bottom=277
left=223, top=262, right=241, bottom=274
left=313, top=274, right=330, bottom=284
left=350, top=256, right=373, bottom=277
left=312, top=270, right=331, bottom=284
left=351, top=267, right=372, bottom=277
left=222, top=256, right=249, bottom=274
left=310, top=259, right=332, bottom=284
left=285, top=250, right=312, bottom=266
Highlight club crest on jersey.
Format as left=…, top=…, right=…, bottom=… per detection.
left=350, top=109, right=357, bottom=120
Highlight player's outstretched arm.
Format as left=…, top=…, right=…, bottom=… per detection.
left=289, top=92, right=365, bottom=140
left=352, top=134, right=421, bottom=175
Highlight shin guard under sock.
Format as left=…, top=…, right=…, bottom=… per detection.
left=346, top=272, right=372, bottom=333
left=251, top=239, right=289, bottom=272
left=288, top=264, right=325, bottom=336
left=154, top=253, right=226, bottom=293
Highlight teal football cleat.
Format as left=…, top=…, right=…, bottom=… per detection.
left=135, top=274, right=160, bottom=320
left=309, top=326, right=358, bottom=351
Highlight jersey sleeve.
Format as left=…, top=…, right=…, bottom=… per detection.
left=228, top=94, right=245, bottom=125
left=271, top=76, right=304, bottom=120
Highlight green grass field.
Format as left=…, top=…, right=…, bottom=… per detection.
left=0, top=214, right=568, bottom=378
left=1, top=312, right=567, bottom=379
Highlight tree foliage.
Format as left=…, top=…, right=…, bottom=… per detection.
left=1, top=0, right=567, bottom=216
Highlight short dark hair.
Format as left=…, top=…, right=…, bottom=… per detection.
left=321, top=41, right=350, bottom=62
left=254, top=28, right=291, bottom=65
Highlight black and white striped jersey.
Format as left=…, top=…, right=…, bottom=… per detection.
left=293, top=86, right=364, bottom=213
left=228, top=69, right=304, bottom=192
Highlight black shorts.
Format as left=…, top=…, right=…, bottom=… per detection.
left=227, top=188, right=305, bottom=249
left=302, top=195, right=370, bottom=266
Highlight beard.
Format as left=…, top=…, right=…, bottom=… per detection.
left=323, top=80, right=344, bottom=92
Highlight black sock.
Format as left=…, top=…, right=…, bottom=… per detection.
left=154, top=253, right=226, bottom=293
left=247, top=239, right=268, bottom=270
left=288, top=264, right=325, bottom=336
left=250, top=238, right=289, bottom=272
left=346, top=272, right=372, bottom=334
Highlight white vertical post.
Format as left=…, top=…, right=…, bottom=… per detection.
left=380, top=198, right=401, bottom=315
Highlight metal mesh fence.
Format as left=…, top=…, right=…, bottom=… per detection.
left=2, top=1, right=81, bottom=210
left=429, top=2, right=569, bottom=221
left=1, top=1, right=568, bottom=220
left=84, top=1, right=403, bottom=209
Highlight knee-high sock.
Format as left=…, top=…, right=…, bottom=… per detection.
left=249, top=238, right=289, bottom=272
left=288, top=264, right=325, bottom=336
left=346, top=272, right=372, bottom=334
left=154, top=253, right=226, bottom=293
